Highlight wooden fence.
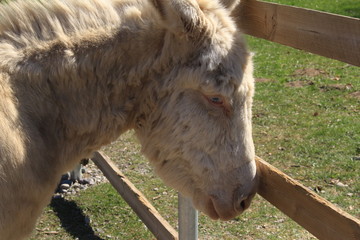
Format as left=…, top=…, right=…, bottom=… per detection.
left=92, top=1, right=360, bottom=239
left=234, top=0, right=360, bottom=67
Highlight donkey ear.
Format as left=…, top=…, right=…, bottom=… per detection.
left=219, top=0, right=240, bottom=11
left=152, top=0, right=209, bottom=41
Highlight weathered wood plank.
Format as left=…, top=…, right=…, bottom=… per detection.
left=256, top=157, right=360, bottom=240
left=233, top=0, right=360, bottom=66
left=92, top=151, right=178, bottom=240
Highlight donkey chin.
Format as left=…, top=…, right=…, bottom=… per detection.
left=153, top=156, right=259, bottom=221
left=194, top=172, right=259, bottom=220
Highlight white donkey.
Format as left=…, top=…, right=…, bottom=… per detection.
left=0, top=0, right=257, bottom=239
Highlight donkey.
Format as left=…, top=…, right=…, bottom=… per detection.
left=0, top=0, right=257, bottom=238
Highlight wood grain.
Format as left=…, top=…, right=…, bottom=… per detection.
left=92, top=151, right=178, bottom=240
left=256, top=157, right=360, bottom=240
left=233, top=0, right=360, bottom=66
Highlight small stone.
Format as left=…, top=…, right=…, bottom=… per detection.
left=60, top=188, right=68, bottom=193
left=88, top=179, right=96, bottom=185
left=53, top=193, right=62, bottom=199
left=61, top=180, right=73, bottom=186
left=329, top=179, right=348, bottom=187
left=60, top=183, right=70, bottom=190
left=152, top=196, right=161, bottom=200
left=335, top=182, right=348, bottom=187
left=80, top=178, right=91, bottom=185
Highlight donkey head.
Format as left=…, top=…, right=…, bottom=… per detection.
left=135, top=0, right=257, bottom=220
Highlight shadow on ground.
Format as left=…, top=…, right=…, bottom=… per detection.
left=50, top=198, right=104, bottom=240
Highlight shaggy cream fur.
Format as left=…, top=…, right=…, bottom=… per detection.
left=0, top=0, right=257, bottom=238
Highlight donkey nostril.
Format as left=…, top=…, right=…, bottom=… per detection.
left=235, top=196, right=251, bottom=212
left=240, top=200, right=246, bottom=210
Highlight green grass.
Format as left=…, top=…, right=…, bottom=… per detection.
left=31, top=184, right=156, bottom=240
left=263, top=0, right=360, bottom=18
left=20, top=0, right=359, bottom=239
left=248, top=34, right=360, bottom=214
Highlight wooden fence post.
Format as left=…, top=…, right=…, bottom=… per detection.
left=178, top=194, right=198, bottom=240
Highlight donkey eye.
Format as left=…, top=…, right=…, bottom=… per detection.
left=203, top=94, right=231, bottom=115
left=206, top=95, right=224, bottom=106
left=210, top=97, right=223, bottom=104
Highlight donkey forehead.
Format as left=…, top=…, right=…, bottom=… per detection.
left=173, top=67, right=241, bottom=99
left=188, top=38, right=248, bottom=89
left=181, top=55, right=246, bottom=95
left=207, top=62, right=242, bottom=85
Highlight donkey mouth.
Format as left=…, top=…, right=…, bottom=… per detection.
left=205, top=198, right=220, bottom=220
left=206, top=197, right=238, bottom=221
left=204, top=188, right=257, bottom=220
left=205, top=198, right=244, bottom=221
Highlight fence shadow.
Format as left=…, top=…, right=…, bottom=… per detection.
left=50, top=198, right=104, bottom=240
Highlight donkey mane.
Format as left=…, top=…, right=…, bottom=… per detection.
left=3, top=1, right=156, bottom=77
left=0, top=0, right=124, bottom=48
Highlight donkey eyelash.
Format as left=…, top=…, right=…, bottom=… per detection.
left=203, top=94, right=233, bottom=117
left=208, top=96, right=224, bottom=105
left=204, top=95, right=225, bottom=107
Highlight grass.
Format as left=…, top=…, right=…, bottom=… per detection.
left=262, top=0, right=360, bottom=18
left=14, top=0, right=359, bottom=239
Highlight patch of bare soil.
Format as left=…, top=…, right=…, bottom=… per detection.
left=285, top=80, right=314, bottom=88
left=292, top=68, right=328, bottom=77
left=319, top=83, right=353, bottom=91
left=255, top=78, right=273, bottom=83
left=288, top=68, right=354, bottom=92
left=286, top=68, right=329, bottom=88
left=348, top=91, right=360, bottom=100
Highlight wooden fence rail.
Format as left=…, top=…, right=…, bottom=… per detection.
left=234, top=0, right=360, bottom=67
left=256, top=157, right=360, bottom=240
left=92, top=152, right=178, bottom=240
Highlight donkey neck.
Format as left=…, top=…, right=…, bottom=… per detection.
left=2, top=0, right=192, bottom=167
left=9, top=24, right=169, bottom=161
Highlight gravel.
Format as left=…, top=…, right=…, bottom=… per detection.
left=54, top=160, right=108, bottom=198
